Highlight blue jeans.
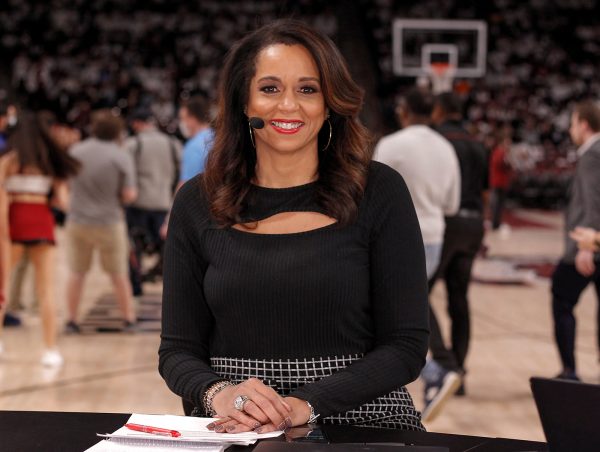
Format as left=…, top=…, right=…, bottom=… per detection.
left=424, top=243, right=443, bottom=280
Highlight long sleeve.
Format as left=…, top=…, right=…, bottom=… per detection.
left=158, top=180, right=223, bottom=407
left=290, top=165, right=429, bottom=417
left=578, top=149, right=600, bottom=229
left=158, top=164, right=428, bottom=424
left=443, top=151, right=461, bottom=216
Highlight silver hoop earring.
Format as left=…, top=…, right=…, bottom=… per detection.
left=248, top=121, right=256, bottom=149
left=321, top=118, right=332, bottom=152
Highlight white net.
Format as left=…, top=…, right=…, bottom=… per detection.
left=427, top=63, right=456, bottom=94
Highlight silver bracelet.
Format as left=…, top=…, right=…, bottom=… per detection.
left=202, top=380, right=235, bottom=416
left=305, top=400, right=320, bottom=424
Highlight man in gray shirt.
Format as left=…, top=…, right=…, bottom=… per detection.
left=65, top=110, right=138, bottom=333
left=123, top=109, right=181, bottom=295
left=552, top=100, right=600, bottom=381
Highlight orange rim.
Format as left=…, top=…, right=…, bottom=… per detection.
left=430, top=62, right=452, bottom=75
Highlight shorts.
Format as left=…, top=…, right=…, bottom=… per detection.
left=9, top=202, right=55, bottom=245
left=66, top=221, right=129, bottom=275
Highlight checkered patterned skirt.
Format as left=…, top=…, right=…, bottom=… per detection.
left=208, top=354, right=424, bottom=431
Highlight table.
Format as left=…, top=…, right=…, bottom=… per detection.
left=0, top=410, right=548, bottom=452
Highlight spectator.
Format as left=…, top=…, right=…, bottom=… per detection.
left=65, top=110, right=138, bottom=333
left=428, top=92, right=489, bottom=403
left=177, top=96, right=214, bottom=185
left=373, top=87, right=461, bottom=422
left=124, top=109, right=181, bottom=295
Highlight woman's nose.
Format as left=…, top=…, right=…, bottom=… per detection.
left=278, top=91, right=299, bottom=112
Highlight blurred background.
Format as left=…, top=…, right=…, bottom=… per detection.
left=2, top=0, right=599, bottom=207
left=1, top=0, right=599, bottom=443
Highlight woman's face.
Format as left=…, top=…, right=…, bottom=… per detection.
left=246, top=44, right=327, bottom=157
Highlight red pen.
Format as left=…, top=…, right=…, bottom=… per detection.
left=125, top=423, right=182, bottom=438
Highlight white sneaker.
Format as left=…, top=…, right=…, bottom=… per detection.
left=421, top=360, right=462, bottom=423
left=41, top=349, right=64, bottom=367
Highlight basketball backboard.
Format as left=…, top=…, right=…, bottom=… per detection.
left=393, top=19, right=487, bottom=78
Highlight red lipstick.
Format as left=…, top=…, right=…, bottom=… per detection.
left=270, top=119, right=304, bottom=134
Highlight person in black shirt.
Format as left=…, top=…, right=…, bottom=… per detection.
left=159, top=19, right=429, bottom=434
left=420, top=92, right=489, bottom=421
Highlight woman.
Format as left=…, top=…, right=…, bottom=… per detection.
left=159, top=19, right=429, bottom=433
left=0, top=111, right=80, bottom=366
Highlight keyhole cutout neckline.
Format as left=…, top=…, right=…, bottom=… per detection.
left=231, top=181, right=338, bottom=235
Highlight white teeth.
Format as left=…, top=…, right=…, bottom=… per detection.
left=271, top=121, right=303, bottom=130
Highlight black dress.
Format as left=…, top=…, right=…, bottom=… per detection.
left=159, top=161, right=429, bottom=430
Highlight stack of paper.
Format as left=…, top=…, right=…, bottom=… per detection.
left=86, top=413, right=283, bottom=451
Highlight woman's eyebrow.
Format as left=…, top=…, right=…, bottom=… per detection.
left=256, top=76, right=321, bottom=83
left=299, top=76, right=320, bottom=83
left=257, top=76, right=281, bottom=83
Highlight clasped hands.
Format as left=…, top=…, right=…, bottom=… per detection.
left=207, top=377, right=311, bottom=434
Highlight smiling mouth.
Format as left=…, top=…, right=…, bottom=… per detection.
left=271, top=120, right=304, bottom=131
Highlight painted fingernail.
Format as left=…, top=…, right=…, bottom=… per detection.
left=207, top=423, right=215, bottom=430
left=277, top=421, right=286, bottom=431
left=215, top=425, right=225, bottom=432
left=254, top=427, right=263, bottom=433
left=226, top=426, right=236, bottom=432
left=253, top=422, right=261, bottom=429
left=285, top=417, right=292, bottom=428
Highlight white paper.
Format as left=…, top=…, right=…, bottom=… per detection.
left=124, top=413, right=283, bottom=442
left=86, top=413, right=283, bottom=451
left=86, top=439, right=223, bottom=452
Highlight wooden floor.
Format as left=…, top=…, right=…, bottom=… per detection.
left=1, top=208, right=598, bottom=442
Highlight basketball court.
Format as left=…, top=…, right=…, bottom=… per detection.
left=0, top=208, right=598, bottom=442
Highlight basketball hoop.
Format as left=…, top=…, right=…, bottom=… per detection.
left=428, top=62, right=456, bottom=94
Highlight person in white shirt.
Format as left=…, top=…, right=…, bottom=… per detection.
left=374, top=87, right=461, bottom=423
left=374, top=88, right=460, bottom=278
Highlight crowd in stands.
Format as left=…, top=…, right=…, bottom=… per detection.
left=2, top=0, right=599, bottom=207
left=0, top=0, right=336, bottom=134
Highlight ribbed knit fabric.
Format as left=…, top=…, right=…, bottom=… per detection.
left=159, top=161, right=429, bottom=427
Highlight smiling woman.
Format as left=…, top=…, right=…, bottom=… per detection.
left=159, top=19, right=429, bottom=435
left=247, top=44, right=327, bottom=163
left=203, top=19, right=371, bottom=228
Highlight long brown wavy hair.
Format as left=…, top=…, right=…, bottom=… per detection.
left=8, top=111, right=80, bottom=179
left=203, top=19, right=372, bottom=227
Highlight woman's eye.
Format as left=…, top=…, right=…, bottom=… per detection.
left=260, top=86, right=278, bottom=93
left=299, top=86, right=319, bottom=94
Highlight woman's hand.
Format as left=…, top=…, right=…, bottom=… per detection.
left=570, top=227, right=600, bottom=252
left=207, top=378, right=292, bottom=433
left=208, top=395, right=312, bottom=434
left=282, top=397, right=312, bottom=426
